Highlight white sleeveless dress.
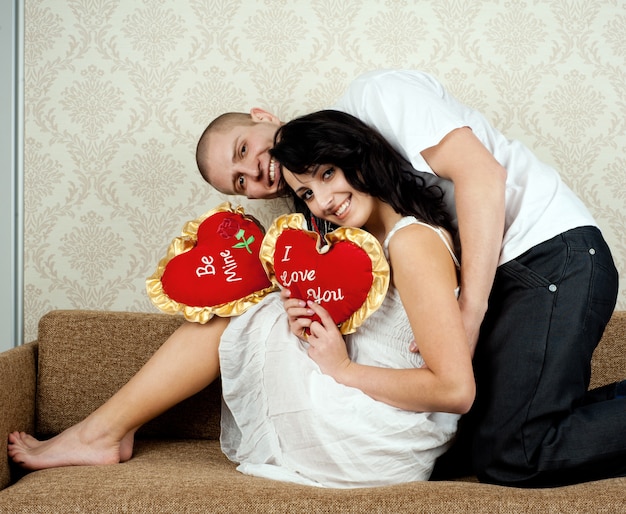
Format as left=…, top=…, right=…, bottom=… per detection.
left=218, top=217, right=460, bottom=488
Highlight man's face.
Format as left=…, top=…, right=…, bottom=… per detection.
left=204, top=116, right=283, bottom=199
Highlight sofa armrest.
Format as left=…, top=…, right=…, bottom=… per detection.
left=0, top=342, right=38, bottom=490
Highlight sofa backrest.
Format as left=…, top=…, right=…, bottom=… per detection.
left=35, top=310, right=222, bottom=440
left=589, top=311, right=626, bottom=389
left=33, top=309, right=626, bottom=440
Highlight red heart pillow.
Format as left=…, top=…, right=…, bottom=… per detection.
left=146, top=203, right=275, bottom=323
left=261, top=213, right=389, bottom=334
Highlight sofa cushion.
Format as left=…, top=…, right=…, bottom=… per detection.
left=2, top=439, right=625, bottom=513
left=35, top=310, right=222, bottom=439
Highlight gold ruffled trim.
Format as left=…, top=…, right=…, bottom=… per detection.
left=260, top=213, right=390, bottom=334
left=146, top=202, right=277, bottom=323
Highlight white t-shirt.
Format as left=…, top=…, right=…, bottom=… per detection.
left=331, top=69, right=596, bottom=265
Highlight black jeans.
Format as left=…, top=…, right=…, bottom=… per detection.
left=434, top=226, right=624, bottom=487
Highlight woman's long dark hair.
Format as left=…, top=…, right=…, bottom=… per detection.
left=270, top=110, right=452, bottom=234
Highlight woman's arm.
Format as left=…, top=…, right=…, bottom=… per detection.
left=301, top=225, right=475, bottom=414
left=421, top=127, right=506, bottom=356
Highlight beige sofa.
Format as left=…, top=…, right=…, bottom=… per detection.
left=1, top=309, right=625, bottom=513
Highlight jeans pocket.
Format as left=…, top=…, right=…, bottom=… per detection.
left=498, top=258, right=553, bottom=289
left=583, top=247, right=618, bottom=335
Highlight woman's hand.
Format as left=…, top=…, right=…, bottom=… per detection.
left=304, top=301, right=352, bottom=379
left=280, top=287, right=315, bottom=337
left=281, top=289, right=351, bottom=379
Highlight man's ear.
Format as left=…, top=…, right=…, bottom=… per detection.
left=250, top=107, right=281, bottom=125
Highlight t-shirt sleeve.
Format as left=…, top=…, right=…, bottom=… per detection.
left=332, top=70, right=467, bottom=174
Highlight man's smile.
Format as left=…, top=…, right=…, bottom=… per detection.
left=269, top=157, right=280, bottom=187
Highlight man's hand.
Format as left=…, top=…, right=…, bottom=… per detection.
left=457, top=293, right=485, bottom=357
left=421, top=127, right=505, bottom=360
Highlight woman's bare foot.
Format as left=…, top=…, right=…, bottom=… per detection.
left=7, top=418, right=135, bottom=471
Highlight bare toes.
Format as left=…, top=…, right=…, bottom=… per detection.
left=18, top=432, right=41, bottom=448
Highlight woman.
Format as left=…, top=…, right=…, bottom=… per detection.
left=217, top=110, right=474, bottom=487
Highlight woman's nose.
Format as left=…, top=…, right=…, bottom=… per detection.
left=315, top=191, right=333, bottom=212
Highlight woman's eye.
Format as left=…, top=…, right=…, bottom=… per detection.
left=241, top=144, right=247, bottom=157
left=302, top=189, right=313, bottom=201
left=237, top=176, right=245, bottom=188
left=322, top=167, right=334, bottom=180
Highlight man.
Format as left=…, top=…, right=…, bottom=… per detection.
left=195, top=70, right=623, bottom=487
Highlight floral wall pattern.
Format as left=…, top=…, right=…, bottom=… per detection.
left=23, top=0, right=626, bottom=342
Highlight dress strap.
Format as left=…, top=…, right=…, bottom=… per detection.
left=383, top=217, right=460, bottom=269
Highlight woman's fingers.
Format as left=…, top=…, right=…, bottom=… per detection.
left=280, top=289, right=316, bottom=338
left=306, top=300, right=335, bottom=329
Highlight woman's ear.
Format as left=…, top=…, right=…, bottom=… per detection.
left=250, top=107, right=281, bottom=125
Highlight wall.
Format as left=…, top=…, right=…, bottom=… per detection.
left=23, top=0, right=626, bottom=342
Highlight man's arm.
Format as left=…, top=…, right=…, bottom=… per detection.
left=421, top=127, right=506, bottom=355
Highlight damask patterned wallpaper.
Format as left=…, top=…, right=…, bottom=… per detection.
left=23, top=0, right=626, bottom=342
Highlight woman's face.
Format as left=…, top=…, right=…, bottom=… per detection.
left=283, top=164, right=375, bottom=228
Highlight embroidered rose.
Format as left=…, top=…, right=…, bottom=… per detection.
left=217, top=218, right=240, bottom=239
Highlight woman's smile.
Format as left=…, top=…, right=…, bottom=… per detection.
left=333, top=197, right=351, bottom=218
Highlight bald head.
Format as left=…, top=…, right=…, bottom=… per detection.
left=196, top=112, right=254, bottom=184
